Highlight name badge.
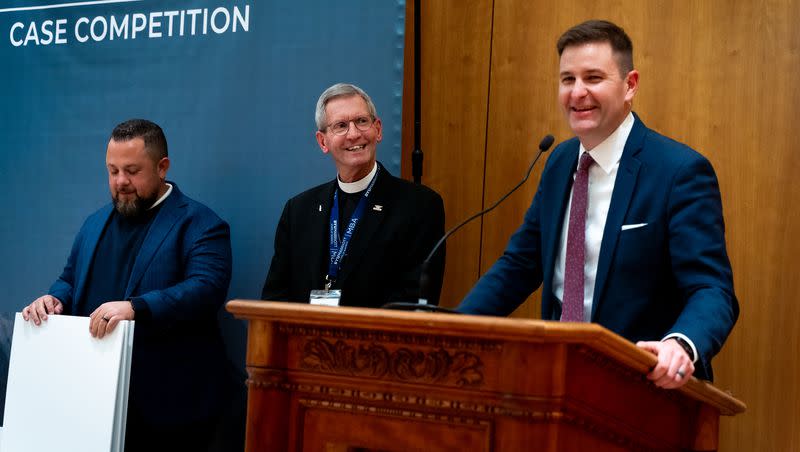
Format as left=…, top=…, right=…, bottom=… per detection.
left=310, top=290, right=341, bottom=306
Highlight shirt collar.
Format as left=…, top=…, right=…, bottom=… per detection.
left=149, top=183, right=173, bottom=209
left=337, top=162, right=378, bottom=194
left=579, top=112, right=635, bottom=174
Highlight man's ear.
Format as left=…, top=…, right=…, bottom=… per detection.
left=624, top=70, right=640, bottom=103
left=373, top=117, right=383, bottom=143
left=316, top=130, right=329, bottom=154
left=157, top=157, right=170, bottom=179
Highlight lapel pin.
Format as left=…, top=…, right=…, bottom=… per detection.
left=373, top=205, right=383, bottom=212
left=318, top=204, right=322, bottom=212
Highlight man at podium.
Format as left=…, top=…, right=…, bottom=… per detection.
left=458, top=20, right=738, bottom=389
left=21, top=119, right=233, bottom=451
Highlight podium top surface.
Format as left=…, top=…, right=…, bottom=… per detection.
left=227, top=300, right=745, bottom=416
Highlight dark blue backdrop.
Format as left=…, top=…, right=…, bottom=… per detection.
left=0, top=0, right=406, bottom=425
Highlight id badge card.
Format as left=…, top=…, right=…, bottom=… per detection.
left=310, top=289, right=341, bottom=306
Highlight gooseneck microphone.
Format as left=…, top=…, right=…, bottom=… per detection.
left=403, top=134, right=556, bottom=308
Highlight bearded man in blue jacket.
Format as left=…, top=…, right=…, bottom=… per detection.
left=22, top=119, right=233, bottom=451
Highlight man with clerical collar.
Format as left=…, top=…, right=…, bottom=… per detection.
left=458, top=20, right=738, bottom=389
left=261, top=83, right=446, bottom=308
left=22, top=119, right=235, bottom=450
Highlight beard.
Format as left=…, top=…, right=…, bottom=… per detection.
left=112, top=191, right=158, bottom=218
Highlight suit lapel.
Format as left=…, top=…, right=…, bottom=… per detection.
left=542, top=144, right=580, bottom=277
left=538, top=142, right=580, bottom=319
left=124, top=186, right=185, bottom=297
left=334, top=167, right=389, bottom=285
left=312, top=181, right=337, bottom=289
left=73, top=204, right=114, bottom=305
left=591, top=118, right=645, bottom=319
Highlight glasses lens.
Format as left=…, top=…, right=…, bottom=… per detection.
left=330, top=121, right=349, bottom=135
left=329, top=116, right=373, bottom=135
left=354, top=116, right=373, bottom=131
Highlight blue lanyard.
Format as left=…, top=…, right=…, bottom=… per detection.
left=326, top=167, right=380, bottom=289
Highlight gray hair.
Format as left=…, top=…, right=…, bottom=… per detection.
left=315, top=83, right=378, bottom=131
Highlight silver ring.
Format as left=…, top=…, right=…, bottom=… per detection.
left=676, top=369, right=686, bottom=379
left=102, top=316, right=110, bottom=322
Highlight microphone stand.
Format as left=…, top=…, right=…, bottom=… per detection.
left=415, top=134, right=556, bottom=306
left=411, top=0, right=423, bottom=184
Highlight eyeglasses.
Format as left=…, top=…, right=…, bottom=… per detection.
left=326, top=116, right=375, bottom=136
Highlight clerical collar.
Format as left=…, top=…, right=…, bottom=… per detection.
left=149, top=183, right=173, bottom=209
left=578, top=112, right=634, bottom=175
left=337, top=162, right=378, bottom=194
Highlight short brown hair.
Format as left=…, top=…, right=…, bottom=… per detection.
left=110, top=119, right=168, bottom=162
left=557, top=20, right=633, bottom=76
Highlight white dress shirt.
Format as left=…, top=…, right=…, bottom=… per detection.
left=552, top=112, right=634, bottom=322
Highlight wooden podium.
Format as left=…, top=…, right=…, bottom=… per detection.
left=226, top=301, right=745, bottom=452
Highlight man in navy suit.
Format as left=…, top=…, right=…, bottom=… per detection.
left=458, top=20, right=738, bottom=389
left=22, top=119, right=233, bottom=450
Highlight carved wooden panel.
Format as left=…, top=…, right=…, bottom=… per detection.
left=278, top=324, right=503, bottom=352
left=299, top=337, right=484, bottom=387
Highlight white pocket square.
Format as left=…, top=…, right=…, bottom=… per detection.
left=621, top=223, right=648, bottom=231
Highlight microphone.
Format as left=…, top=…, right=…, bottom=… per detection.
left=414, top=134, right=555, bottom=306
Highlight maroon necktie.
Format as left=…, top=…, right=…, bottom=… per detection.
left=561, top=152, right=594, bottom=322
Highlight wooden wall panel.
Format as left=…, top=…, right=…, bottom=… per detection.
left=699, top=2, right=800, bottom=450
left=406, top=0, right=800, bottom=449
left=403, top=0, right=495, bottom=307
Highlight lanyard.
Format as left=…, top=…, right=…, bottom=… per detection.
left=326, top=167, right=380, bottom=289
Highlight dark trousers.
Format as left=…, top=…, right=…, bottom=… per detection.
left=124, top=406, right=216, bottom=452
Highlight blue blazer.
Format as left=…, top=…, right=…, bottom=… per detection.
left=459, top=115, right=738, bottom=381
left=48, top=183, right=233, bottom=425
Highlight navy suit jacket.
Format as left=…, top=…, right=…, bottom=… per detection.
left=262, top=162, right=445, bottom=307
left=459, top=115, right=738, bottom=381
left=48, top=183, right=232, bottom=425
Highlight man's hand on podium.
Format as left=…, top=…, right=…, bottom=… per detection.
left=21, top=295, right=64, bottom=325
left=89, top=301, right=134, bottom=339
left=637, top=339, right=695, bottom=389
